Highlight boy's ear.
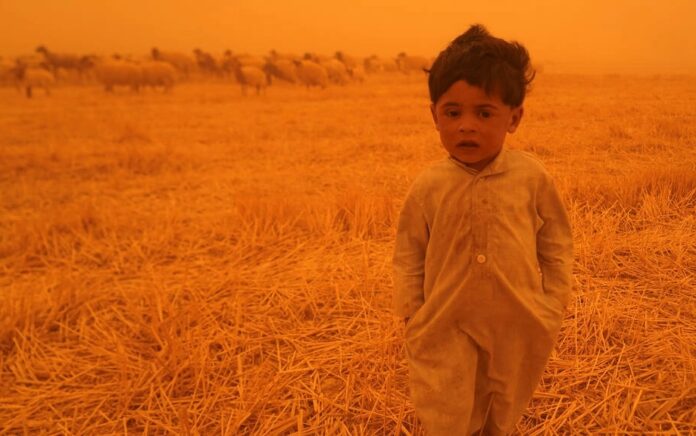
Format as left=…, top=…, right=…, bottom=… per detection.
left=507, top=106, right=524, bottom=133
left=430, top=104, right=439, bottom=131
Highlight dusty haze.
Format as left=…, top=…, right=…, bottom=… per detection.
left=2, top=0, right=696, bottom=74
left=2, top=0, right=696, bottom=432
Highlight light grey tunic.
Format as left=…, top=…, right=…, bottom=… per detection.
left=393, top=147, right=574, bottom=435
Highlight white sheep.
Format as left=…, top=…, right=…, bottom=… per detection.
left=268, top=49, right=299, bottom=62
left=140, top=60, right=177, bottom=91
left=294, top=60, right=329, bottom=89
left=151, top=48, right=196, bottom=78
left=9, top=56, right=54, bottom=97
left=335, top=51, right=359, bottom=70
left=193, top=48, right=222, bottom=76
left=94, top=59, right=142, bottom=92
left=395, top=53, right=431, bottom=74
left=220, top=51, right=267, bottom=80
left=236, top=54, right=266, bottom=68
left=321, top=58, right=350, bottom=85
left=14, top=65, right=55, bottom=98
left=364, top=55, right=399, bottom=74
left=337, top=53, right=366, bottom=82
left=303, top=52, right=331, bottom=64
left=227, top=57, right=267, bottom=95
left=348, top=64, right=366, bottom=83
left=35, top=46, right=94, bottom=83
left=264, top=58, right=298, bottom=84
left=94, top=58, right=177, bottom=93
left=35, top=46, right=77, bottom=71
left=380, top=57, right=400, bottom=73
left=14, top=54, right=47, bottom=70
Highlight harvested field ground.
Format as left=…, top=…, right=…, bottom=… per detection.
left=1, top=73, right=695, bottom=434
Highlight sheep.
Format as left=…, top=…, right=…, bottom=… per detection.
left=35, top=45, right=88, bottom=77
left=303, top=52, right=331, bottom=64
left=139, top=60, right=177, bottom=91
left=12, top=62, right=55, bottom=98
left=263, top=58, right=298, bottom=84
left=93, top=58, right=177, bottom=93
left=335, top=51, right=359, bottom=70
left=151, top=48, right=196, bottom=78
left=15, top=54, right=48, bottom=70
left=193, top=48, right=222, bottom=76
left=94, top=59, right=143, bottom=92
left=320, top=58, right=350, bottom=85
left=268, top=49, right=299, bottom=62
left=226, top=57, right=268, bottom=95
left=73, top=54, right=98, bottom=82
left=24, top=68, right=55, bottom=97
left=348, top=64, right=366, bottom=83
left=380, top=57, right=400, bottom=73
left=219, top=50, right=236, bottom=78
left=220, top=51, right=268, bottom=80
left=294, top=60, right=329, bottom=89
left=236, top=53, right=266, bottom=68
left=334, top=52, right=366, bottom=82
left=395, top=53, right=431, bottom=74
left=364, top=55, right=383, bottom=73
left=364, top=55, right=399, bottom=74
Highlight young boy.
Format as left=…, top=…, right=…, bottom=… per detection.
left=392, top=25, right=574, bottom=435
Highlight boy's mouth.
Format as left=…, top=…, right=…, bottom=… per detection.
left=457, top=140, right=479, bottom=148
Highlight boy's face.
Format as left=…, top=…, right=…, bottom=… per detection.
left=430, top=80, right=523, bottom=171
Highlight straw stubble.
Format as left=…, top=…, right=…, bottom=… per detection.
left=1, top=74, right=695, bottom=434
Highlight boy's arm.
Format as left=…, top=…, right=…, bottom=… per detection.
left=536, top=174, right=574, bottom=310
left=392, top=190, right=429, bottom=318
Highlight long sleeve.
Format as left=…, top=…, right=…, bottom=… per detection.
left=536, top=175, right=574, bottom=310
left=392, top=189, right=430, bottom=318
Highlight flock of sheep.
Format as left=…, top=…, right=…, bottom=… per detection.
left=0, top=46, right=433, bottom=98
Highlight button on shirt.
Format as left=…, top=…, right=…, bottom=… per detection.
left=392, top=147, right=574, bottom=435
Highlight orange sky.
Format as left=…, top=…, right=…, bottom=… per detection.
left=2, top=0, right=695, bottom=73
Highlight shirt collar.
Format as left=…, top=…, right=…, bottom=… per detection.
left=447, top=147, right=509, bottom=177
left=481, top=147, right=509, bottom=177
left=448, top=156, right=479, bottom=175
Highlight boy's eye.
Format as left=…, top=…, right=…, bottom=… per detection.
left=445, top=110, right=460, bottom=118
left=478, top=110, right=491, bottom=119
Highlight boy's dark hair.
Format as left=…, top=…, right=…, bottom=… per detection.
left=427, top=24, right=535, bottom=107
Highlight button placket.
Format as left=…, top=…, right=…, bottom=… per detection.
left=472, top=176, right=488, bottom=268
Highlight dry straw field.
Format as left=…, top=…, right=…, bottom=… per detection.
left=1, top=72, right=695, bottom=434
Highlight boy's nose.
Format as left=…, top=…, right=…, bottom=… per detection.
left=458, top=115, right=477, bottom=132
left=458, top=121, right=476, bottom=133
